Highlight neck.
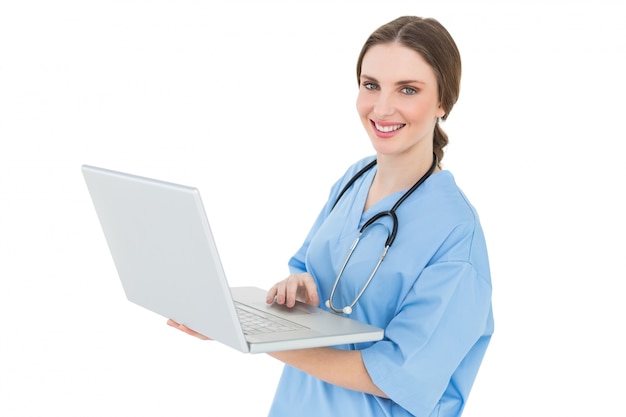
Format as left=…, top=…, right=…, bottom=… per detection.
left=364, top=152, right=437, bottom=211
left=375, top=152, right=437, bottom=192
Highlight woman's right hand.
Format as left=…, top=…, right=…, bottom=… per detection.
left=167, top=319, right=211, bottom=340
left=266, top=272, right=319, bottom=308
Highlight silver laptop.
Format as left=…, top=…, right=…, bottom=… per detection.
left=82, top=165, right=384, bottom=353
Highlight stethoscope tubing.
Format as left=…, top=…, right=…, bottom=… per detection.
left=325, top=153, right=438, bottom=315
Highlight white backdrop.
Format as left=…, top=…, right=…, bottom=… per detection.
left=1, top=0, right=624, bottom=415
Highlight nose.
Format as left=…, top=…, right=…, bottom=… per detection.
left=373, top=92, right=395, bottom=119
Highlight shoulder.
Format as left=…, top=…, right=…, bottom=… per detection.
left=414, top=171, right=490, bottom=272
left=326, top=155, right=377, bottom=204
left=339, top=155, right=377, bottom=182
left=420, top=170, right=479, bottom=224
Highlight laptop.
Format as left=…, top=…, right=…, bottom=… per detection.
left=81, top=165, right=384, bottom=353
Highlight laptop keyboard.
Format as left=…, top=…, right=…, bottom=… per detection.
left=235, top=303, right=307, bottom=335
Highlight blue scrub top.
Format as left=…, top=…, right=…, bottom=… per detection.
left=268, top=156, right=494, bottom=417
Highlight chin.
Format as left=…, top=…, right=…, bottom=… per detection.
left=370, top=140, right=400, bottom=156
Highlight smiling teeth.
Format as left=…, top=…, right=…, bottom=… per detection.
left=375, top=123, right=404, bottom=133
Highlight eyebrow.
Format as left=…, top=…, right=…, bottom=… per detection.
left=360, top=74, right=427, bottom=86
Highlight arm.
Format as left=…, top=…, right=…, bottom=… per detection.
left=268, top=347, right=388, bottom=398
left=167, top=317, right=387, bottom=397
left=265, top=272, right=387, bottom=398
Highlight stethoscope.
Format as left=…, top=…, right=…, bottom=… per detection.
left=325, top=153, right=438, bottom=315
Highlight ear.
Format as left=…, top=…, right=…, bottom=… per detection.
left=436, top=104, right=446, bottom=119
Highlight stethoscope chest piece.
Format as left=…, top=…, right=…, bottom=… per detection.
left=325, top=300, right=352, bottom=315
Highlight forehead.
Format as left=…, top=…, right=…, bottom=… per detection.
left=360, top=42, right=437, bottom=84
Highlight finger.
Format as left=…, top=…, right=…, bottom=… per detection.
left=285, top=276, right=302, bottom=307
left=167, top=319, right=210, bottom=340
left=178, top=324, right=211, bottom=340
left=274, top=280, right=288, bottom=305
left=302, top=278, right=320, bottom=306
left=266, top=285, right=278, bottom=304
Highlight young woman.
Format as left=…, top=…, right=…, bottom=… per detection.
left=171, top=16, right=494, bottom=417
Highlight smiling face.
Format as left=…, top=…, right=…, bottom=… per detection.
left=356, top=42, right=445, bottom=160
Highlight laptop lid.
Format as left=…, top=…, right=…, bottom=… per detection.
left=81, top=165, right=384, bottom=353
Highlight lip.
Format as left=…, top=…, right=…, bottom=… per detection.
left=370, top=120, right=405, bottom=138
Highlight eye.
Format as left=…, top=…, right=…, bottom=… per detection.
left=362, top=81, right=379, bottom=90
left=401, top=86, right=418, bottom=95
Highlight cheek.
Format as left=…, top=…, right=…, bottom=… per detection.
left=356, top=93, right=372, bottom=119
left=404, top=101, right=435, bottom=123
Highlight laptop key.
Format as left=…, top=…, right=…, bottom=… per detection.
left=235, top=304, right=306, bottom=335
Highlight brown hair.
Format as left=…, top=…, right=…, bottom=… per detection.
left=356, top=16, right=462, bottom=166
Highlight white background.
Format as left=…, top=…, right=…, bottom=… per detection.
left=1, top=0, right=624, bottom=415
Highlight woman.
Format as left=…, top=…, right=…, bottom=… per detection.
left=171, top=16, right=494, bottom=417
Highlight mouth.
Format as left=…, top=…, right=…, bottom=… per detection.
left=371, top=120, right=406, bottom=134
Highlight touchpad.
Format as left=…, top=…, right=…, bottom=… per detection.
left=268, top=301, right=318, bottom=315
